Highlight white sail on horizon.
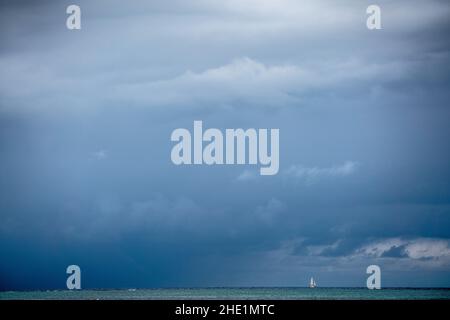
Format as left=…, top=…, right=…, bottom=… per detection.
left=309, top=277, right=316, bottom=288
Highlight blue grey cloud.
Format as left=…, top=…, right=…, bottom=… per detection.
left=1, top=0, right=450, bottom=289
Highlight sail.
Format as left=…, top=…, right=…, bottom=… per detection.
left=309, top=277, right=315, bottom=288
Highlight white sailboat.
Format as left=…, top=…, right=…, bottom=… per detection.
left=309, top=277, right=317, bottom=288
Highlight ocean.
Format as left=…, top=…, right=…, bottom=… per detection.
left=1, top=287, right=450, bottom=300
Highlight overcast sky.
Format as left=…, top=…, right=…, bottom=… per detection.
left=1, top=0, right=450, bottom=289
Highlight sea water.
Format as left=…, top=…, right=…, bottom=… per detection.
left=1, top=287, right=450, bottom=300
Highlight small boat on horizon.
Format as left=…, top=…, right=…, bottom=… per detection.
left=309, top=277, right=317, bottom=288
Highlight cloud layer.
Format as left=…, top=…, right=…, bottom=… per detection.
left=0, top=0, right=450, bottom=289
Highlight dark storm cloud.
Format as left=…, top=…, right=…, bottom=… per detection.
left=381, top=245, right=409, bottom=258
left=1, top=0, right=450, bottom=289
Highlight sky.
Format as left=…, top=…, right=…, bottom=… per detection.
left=0, top=0, right=450, bottom=289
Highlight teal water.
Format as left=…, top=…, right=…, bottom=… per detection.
left=1, top=288, right=450, bottom=300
